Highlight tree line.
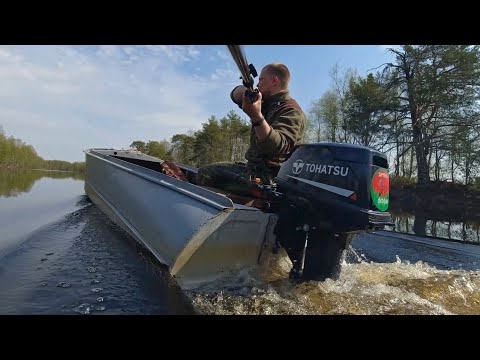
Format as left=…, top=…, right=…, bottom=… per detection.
left=130, top=111, right=251, bottom=167
left=0, top=126, right=85, bottom=172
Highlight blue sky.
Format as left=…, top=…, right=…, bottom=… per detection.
left=0, top=45, right=399, bottom=162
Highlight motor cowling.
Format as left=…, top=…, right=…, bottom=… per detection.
left=275, top=142, right=392, bottom=233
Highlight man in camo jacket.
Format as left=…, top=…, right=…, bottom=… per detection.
left=196, top=62, right=306, bottom=195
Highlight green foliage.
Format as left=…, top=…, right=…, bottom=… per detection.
left=307, top=90, right=341, bottom=142
left=145, top=140, right=172, bottom=160
left=128, top=139, right=173, bottom=160
left=170, top=134, right=195, bottom=164
left=190, top=111, right=250, bottom=166
left=0, top=127, right=85, bottom=172
left=129, top=141, right=146, bottom=153
left=129, top=110, right=251, bottom=167
left=344, top=73, right=398, bottom=147
left=192, top=116, right=223, bottom=166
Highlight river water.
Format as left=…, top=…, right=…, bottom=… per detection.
left=1, top=170, right=479, bottom=314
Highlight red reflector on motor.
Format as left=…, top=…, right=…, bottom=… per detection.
left=349, top=193, right=357, bottom=200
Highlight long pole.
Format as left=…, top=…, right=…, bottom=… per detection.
left=226, top=45, right=258, bottom=102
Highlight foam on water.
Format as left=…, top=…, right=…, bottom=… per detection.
left=186, top=247, right=480, bottom=315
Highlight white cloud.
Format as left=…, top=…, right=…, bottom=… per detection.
left=143, top=45, right=200, bottom=63
left=0, top=45, right=238, bottom=162
left=130, top=109, right=208, bottom=138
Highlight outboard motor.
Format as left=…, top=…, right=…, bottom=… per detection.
left=223, top=46, right=392, bottom=281
left=272, top=142, right=392, bottom=281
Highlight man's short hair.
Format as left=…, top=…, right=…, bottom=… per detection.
left=263, top=63, right=290, bottom=89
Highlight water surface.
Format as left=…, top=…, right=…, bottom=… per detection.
left=1, top=170, right=479, bottom=314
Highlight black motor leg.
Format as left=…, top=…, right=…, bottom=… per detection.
left=276, top=230, right=306, bottom=275
left=273, top=202, right=354, bottom=282
left=301, top=232, right=351, bottom=281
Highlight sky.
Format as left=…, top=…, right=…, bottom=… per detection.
left=0, top=45, right=400, bottom=162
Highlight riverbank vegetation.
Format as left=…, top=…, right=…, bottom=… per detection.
left=129, top=111, right=250, bottom=167
left=0, top=127, right=85, bottom=173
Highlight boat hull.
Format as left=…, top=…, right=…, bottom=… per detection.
left=84, top=149, right=277, bottom=289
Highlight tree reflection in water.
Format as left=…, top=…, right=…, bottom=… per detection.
left=0, top=170, right=84, bottom=198
left=391, top=211, right=480, bottom=244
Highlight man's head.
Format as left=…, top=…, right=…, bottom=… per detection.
left=257, top=63, right=290, bottom=99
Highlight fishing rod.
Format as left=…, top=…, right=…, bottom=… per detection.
left=226, top=45, right=259, bottom=103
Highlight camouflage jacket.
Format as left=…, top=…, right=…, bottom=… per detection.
left=244, top=90, right=306, bottom=172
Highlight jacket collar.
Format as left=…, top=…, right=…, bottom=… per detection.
left=263, top=90, right=291, bottom=108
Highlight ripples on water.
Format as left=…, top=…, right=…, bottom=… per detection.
left=0, top=202, right=194, bottom=315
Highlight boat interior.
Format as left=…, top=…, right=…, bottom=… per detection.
left=110, top=152, right=269, bottom=210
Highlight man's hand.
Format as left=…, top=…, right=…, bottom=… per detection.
left=242, top=90, right=263, bottom=124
